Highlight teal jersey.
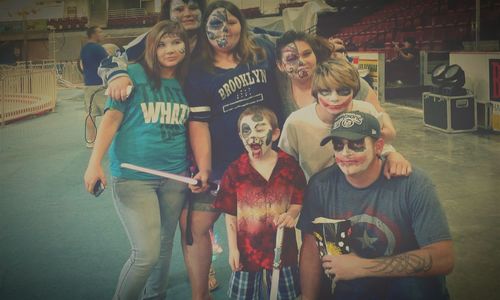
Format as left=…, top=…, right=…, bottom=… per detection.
left=106, top=63, right=190, bottom=179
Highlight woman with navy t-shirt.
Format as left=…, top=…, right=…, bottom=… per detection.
left=182, top=1, right=283, bottom=299
left=84, top=21, right=192, bottom=300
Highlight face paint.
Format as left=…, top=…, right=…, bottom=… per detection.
left=156, top=33, right=186, bottom=70
left=334, top=137, right=375, bottom=176
left=280, top=40, right=316, bottom=80
left=170, top=0, right=202, bottom=31
left=206, top=8, right=229, bottom=48
left=317, top=87, right=353, bottom=115
left=332, top=138, right=366, bottom=152
left=252, top=112, right=264, bottom=122
left=239, top=114, right=274, bottom=160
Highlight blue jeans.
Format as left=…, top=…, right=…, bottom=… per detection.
left=111, top=175, right=188, bottom=300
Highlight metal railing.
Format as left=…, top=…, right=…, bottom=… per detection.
left=1, top=68, right=57, bottom=125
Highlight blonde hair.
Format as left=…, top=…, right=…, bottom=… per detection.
left=237, top=105, right=278, bottom=131
left=199, top=0, right=266, bottom=72
left=312, top=58, right=360, bottom=99
left=140, top=20, right=190, bottom=89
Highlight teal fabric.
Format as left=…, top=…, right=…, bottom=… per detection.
left=106, top=63, right=189, bottom=179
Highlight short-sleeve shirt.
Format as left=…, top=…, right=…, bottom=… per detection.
left=80, top=42, right=108, bottom=86
left=214, top=150, right=306, bottom=272
left=278, top=100, right=383, bottom=181
left=297, top=164, right=452, bottom=299
left=106, top=63, right=190, bottom=179
left=185, top=37, right=283, bottom=180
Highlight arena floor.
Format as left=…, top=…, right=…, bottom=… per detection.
left=1, top=88, right=499, bottom=299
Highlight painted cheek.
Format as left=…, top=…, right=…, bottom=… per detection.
left=265, top=130, right=272, bottom=146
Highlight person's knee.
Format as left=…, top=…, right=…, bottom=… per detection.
left=133, top=245, right=161, bottom=269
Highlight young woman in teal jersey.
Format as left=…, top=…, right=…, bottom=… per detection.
left=84, top=20, right=193, bottom=300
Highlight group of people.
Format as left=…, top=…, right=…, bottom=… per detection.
left=82, top=1, right=454, bottom=299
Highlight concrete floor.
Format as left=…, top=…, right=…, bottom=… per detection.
left=1, top=89, right=499, bottom=300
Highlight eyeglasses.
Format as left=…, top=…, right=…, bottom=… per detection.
left=332, top=137, right=366, bottom=152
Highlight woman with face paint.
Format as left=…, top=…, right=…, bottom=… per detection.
left=100, top=0, right=206, bottom=101
left=275, top=30, right=384, bottom=118
left=84, top=21, right=192, bottom=300
left=182, top=1, right=283, bottom=299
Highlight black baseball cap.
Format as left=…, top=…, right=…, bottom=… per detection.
left=320, top=111, right=381, bottom=146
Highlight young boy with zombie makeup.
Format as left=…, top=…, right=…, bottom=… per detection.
left=213, top=105, right=306, bottom=300
left=279, top=58, right=410, bottom=181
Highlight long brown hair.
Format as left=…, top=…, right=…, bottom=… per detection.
left=199, top=0, right=266, bottom=72
left=140, top=20, right=190, bottom=89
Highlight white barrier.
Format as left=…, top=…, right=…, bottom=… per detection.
left=1, top=69, right=57, bottom=125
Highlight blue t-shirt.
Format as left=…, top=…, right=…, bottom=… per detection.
left=298, top=164, right=452, bottom=300
left=80, top=42, right=108, bottom=85
left=186, top=37, right=283, bottom=179
left=106, top=63, right=190, bottom=179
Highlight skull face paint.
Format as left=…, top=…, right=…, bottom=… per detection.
left=206, top=8, right=241, bottom=50
left=157, top=33, right=186, bottom=70
left=280, top=40, right=317, bottom=80
left=239, top=113, right=274, bottom=160
left=206, top=8, right=229, bottom=48
left=317, top=87, right=353, bottom=115
left=169, top=0, right=202, bottom=31
left=334, top=137, right=375, bottom=176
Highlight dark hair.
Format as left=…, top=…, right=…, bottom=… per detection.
left=199, top=0, right=266, bottom=72
left=139, top=20, right=190, bottom=89
left=403, top=36, right=416, bottom=47
left=275, top=30, right=332, bottom=63
left=159, top=0, right=206, bottom=22
left=86, top=26, right=100, bottom=38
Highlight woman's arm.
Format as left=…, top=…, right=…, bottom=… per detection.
left=380, top=112, right=396, bottom=142
left=84, top=109, right=123, bottom=193
left=188, top=120, right=212, bottom=193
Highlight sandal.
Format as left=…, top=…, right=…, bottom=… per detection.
left=208, top=266, right=219, bottom=291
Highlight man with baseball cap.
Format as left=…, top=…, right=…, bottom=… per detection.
left=298, top=111, right=454, bottom=299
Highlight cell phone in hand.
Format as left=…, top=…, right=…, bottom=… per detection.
left=93, top=179, right=105, bottom=197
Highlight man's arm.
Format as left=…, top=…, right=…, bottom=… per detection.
left=300, top=233, right=323, bottom=300
left=322, top=240, right=454, bottom=282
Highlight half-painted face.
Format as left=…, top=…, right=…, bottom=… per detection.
left=333, top=137, right=375, bottom=176
left=206, top=8, right=241, bottom=51
left=239, top=113, right=274, bottom=160
left=169, top=0, right=202, bottom=32
left=279, top=40, right=317, bottom=81
left=156, top=33, right=186, bottom=70
left=317, top=86, right=353, bottom=115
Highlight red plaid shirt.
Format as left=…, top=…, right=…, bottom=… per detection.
left=214, top=150, right=306, bottom=271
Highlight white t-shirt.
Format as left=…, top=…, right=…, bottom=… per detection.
left=278, top=100, right=389, bottom=181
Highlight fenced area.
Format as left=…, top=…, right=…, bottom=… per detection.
left=0, top=60, right=83, bottom=125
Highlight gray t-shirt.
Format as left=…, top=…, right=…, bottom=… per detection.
left=298, top=164, right=451, bottom=299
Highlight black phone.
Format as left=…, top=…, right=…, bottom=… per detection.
left=93, top=179, right=105, bottom=197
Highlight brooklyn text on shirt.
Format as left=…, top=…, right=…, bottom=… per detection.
left=218, top=69, right=267, bottom=100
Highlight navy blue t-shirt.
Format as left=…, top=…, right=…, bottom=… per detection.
left=185, top=37, right=283, bottom=179
left=298, top=164, right=452, bottom=300
left=80, top=42, right=108, bottom=85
